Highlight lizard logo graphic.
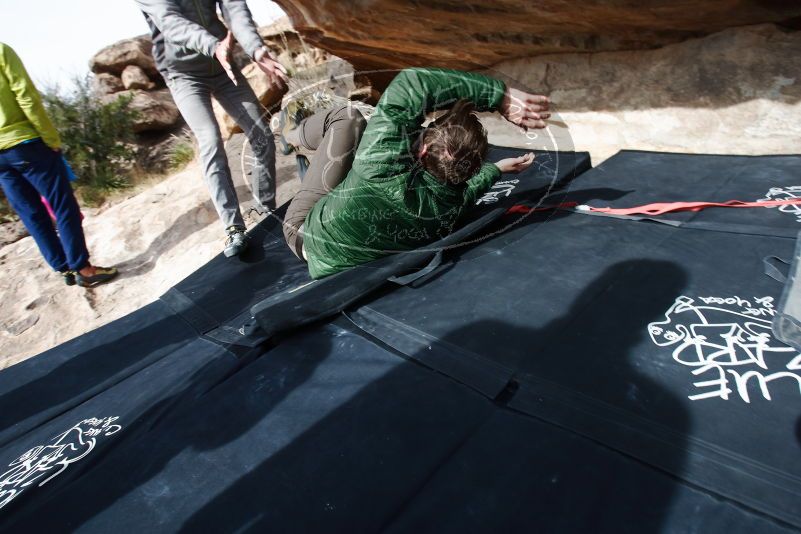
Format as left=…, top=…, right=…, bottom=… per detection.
left=648, top=296, right=801, bottom=402
left=476, top=179, right=519, bottom=205
left=758, top=186, right=801, bottom=222
left=0, top=416, right=121, bottom=510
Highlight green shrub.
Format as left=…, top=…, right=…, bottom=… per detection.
left=43, top=76, right=139, bottom=202
left=166, top=132, right=195, bottom=171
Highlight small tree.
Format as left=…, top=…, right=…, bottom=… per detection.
left=43, top=76, right=139, bottom=202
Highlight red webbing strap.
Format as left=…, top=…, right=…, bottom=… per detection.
left=506, top=199, right=801, bottom=216
left=506, top=202, right=577, bottom=215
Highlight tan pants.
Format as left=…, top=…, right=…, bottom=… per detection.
left=283, top=105, right=367, bottom=259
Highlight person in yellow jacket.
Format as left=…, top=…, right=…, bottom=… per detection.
left=0, top=42, right=117, bottom=287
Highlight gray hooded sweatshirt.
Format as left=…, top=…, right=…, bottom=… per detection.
left=136, top=0, right=264, bottom=78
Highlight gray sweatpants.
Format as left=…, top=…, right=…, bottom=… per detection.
left=166, top=69, right=276, bottom=229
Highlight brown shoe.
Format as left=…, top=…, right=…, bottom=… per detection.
left=75, top=266, right=119, bottom=288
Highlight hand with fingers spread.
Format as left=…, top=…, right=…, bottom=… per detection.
left=254, top=46, right=289, bottom=89
left=494, top=152, right=536, bottom=174
left=214, top=31, right=238, bottom=85
left=500, top=87, right=551, bottom=130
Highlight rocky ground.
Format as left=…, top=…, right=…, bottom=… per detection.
left=0, top=136, right=301, bottom=369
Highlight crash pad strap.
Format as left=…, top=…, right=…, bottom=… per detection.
left=388, top=251, right=445, bottom=286
left=507, top=199, right=801, bottom=238
left=508, top=198, right=801, bottom=217
left=580, top=198, right=801, bottom=216
left=763, top=255, right=790, bottom=284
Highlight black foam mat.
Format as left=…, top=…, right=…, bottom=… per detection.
left=0, top=144, right=590, bottom=502
left=164, top=211, right=308, bottom=326
left=167, top=146, right=590, bottom=344
left=0, top=337, right=237, bottom=522
left=348, top=187, right=801, bottom=524
left=0, top=322, right=493, bottom=532
left=2, top=321, right=792, bottom=533
left=7, top=149, right=800, bottom=531
left=559, top=150, right=801, bottom=236
left=385, top=410, right=796, bottom=534
left=0, top=300, right=198, bottom=448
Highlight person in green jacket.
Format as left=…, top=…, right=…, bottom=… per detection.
left=281, top=67, right=550, bottom=278
left=0, top=42, right=117, bottom=287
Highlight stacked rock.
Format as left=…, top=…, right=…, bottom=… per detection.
left=89, top=36, right=180, bottom=133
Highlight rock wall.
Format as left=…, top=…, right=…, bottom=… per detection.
left=271, top=1, right=801, bottom=162
left=273, top=0, right=801, bottom=70
left=483, top=24, right=801, bottom=162
left=89, top=18, right=339, bottom=139
left=91, top=36, right=181, bottom=134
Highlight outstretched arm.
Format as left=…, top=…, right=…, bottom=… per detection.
left=374, top=68, right=505, bottom=131
left=220, top=0, right=287, bottom=87
left=462, top=153, right=537, bottom=206
left=353, top=68, right=550, bottom=179
left=353, top=68, right=506, bottom=178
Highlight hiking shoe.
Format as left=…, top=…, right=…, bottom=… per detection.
left=224, top=225, right=249, bottom=257
left=75, top=266, right=118, bottom=288
left=275, top=103, right=310, bottom=156
left=61, top=270, right=76, bottom=286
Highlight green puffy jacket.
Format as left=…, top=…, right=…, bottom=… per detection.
left=0, top=43, right=60, bottom=151
left=303, top=68, right=506, bottom=278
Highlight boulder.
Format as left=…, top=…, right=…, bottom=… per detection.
left=121, top=65, right=156, bottom=90
left=273, top=0, right=801, bottom=71
left=484, top=24, right=801, bottom=162
left=92, top=73, right=124, bottom=95
left=102, top=89, right=181, bottom=133
left=90, top=35, right=158, bottom=77
left=212, top=63, right=288, bottom=138
left=134, top=129, right=195, bottom=174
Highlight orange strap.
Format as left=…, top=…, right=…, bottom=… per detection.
left=506, top=199, right=801, bottom=217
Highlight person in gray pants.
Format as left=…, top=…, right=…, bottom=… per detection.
left=136, top=0, right=288, bottom=256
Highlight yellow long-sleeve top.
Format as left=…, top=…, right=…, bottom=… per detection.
left=0, top=42, right=60, bottom=150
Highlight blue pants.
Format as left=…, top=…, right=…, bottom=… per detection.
left=0, top=139, right=89, bottom=272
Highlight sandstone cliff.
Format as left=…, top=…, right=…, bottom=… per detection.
left=272, top=1, right=801, bottom=162
left=273, top=0, right=801, bottom=70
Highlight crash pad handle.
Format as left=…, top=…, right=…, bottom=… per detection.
left=388, top=250, right=445, bottom=286
left=763, top=255, right=790, bottom=284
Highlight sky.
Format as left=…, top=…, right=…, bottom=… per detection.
left=0, top=0, right=286, bottom=92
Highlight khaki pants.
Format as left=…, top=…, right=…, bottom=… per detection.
left=283, top=105, right=367, bottom=259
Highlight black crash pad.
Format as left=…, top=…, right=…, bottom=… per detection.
left=2, top=149, right=799, bottom=532
left=559, top=150, right=801, bottom=236
left=1, top=321, right=793, bottom=533
left=347, top=152, right=801, bottom=528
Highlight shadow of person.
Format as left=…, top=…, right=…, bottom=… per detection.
left=373, top=259, right=693, bottom=532
left=448, top=259, right=691, bottom=531
left=170, top=260, right=694, bottom=532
